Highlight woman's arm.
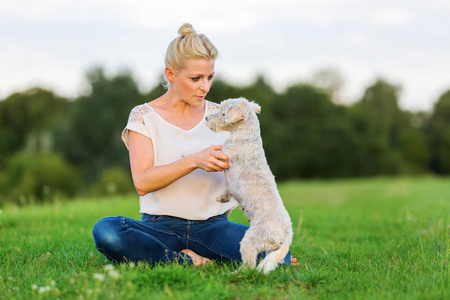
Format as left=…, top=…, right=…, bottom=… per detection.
left=128, top=130, right=229, bottom=196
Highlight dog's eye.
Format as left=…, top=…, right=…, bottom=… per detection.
left=222, top=113, right=225, bottom=117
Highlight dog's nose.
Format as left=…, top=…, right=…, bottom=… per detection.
left=205, top=116, right=209, bottom=121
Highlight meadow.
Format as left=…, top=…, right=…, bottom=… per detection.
left=0, top=176, right=449, bottom=299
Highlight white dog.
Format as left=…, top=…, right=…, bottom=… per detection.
left=206, top=97, right=293, bottom=273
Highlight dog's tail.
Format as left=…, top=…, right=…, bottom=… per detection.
left=256, top=243, right=290, bottom=274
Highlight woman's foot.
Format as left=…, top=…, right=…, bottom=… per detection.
left=181, top=249, right=211, bottom=266
left=181, top=250, right=298, bottom=268
left=291, top=256, right=300, bottom=267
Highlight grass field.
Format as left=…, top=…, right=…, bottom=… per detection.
left=0, top=176, right=449, bottom=299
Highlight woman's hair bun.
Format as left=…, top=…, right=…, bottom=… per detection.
left=164, top=22, right=218, bottom=79
left=178, top=23, right=196, bottom=37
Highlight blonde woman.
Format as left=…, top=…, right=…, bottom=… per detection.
left=93, top=24, right=298, bottom=267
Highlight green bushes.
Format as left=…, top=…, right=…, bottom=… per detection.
left=90, top=167, right=135, bottom=196
left=0, top=154, right=137, bottom=206
left=0, top=152, right=82, bottom=205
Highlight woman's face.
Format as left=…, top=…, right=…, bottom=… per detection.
left=170, top=58, right=215, bottom=106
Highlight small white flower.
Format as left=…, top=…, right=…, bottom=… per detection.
left=108, top=270, right=121, bottom=280
left=31, top=284, right=38, bottom=290
left=0, top=209, right=3, bottom=214
left=38, top=286, right=51, bottom=293
left=93, top=273, right=104, bottom=281
left=104, top=264, right=114, bottom=271
left=50, top=280, right=56, bottom=286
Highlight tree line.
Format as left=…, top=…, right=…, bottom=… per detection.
left=1, top=67, right=449, bottom=205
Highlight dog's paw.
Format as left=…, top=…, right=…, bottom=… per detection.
left=257, top=262, right=276, bottom=274
left=216, top=194, right=230, bottom=203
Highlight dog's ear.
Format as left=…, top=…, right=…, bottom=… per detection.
left=249, top=101, right=261, bottom=114
left=227, top=106, right=245, bottom=123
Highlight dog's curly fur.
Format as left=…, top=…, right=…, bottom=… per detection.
left=206, top=97, right=293, bottom=273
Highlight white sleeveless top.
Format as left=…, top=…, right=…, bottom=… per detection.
left=121, top=100, right=237, bottom=220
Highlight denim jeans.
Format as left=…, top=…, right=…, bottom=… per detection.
left=92, top=213, right=291, bottom=266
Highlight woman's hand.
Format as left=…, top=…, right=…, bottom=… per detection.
left=194, top=145, right=229, bottom=172
left=128, top=131, right=228, bottom=194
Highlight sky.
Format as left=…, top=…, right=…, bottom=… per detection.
left=1, top=0, right=450, bottom=112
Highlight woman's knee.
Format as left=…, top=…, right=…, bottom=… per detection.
left=92, top=216, right=125, bottom=253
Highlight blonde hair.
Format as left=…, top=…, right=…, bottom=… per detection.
left=165, top=23, right=219, bottom=73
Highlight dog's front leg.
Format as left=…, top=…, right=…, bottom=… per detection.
left=216, top=189, right=231, bottom=203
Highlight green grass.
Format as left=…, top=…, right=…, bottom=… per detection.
left=1, top=176, right=449, bottom=299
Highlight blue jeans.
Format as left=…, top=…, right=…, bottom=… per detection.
left=92, top=213, right=291, bottom=266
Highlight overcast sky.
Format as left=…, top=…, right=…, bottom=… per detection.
left=1, top=0, right=449, bottom=111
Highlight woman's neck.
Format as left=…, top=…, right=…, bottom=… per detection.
left=148, top=93, right=206, bottom=130
left=151, top=93, right=203, bottom=114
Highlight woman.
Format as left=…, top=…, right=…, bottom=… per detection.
left=92, top=23, right=297, bottom=267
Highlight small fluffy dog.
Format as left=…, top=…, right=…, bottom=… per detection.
left=206, top=98, right=293, bottom=273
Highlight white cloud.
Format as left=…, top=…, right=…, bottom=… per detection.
left=370, top=8, right=413, bottom=27
left=345, top=32, right=375, bottom=49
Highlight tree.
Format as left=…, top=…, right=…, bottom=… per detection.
left=56, top=68, right=143, bottom=181
left=310, top=67, right=345, bottom=104
left=143, top=74, right=167, bottom=103
left=349, top=79, right=409, bottom=175
left=269, top=83, right=356, bottom=179
left=428, top=90, right=450, bottom=174
left=0, top=88, right=69, bottom=165
left=206, top=77, right=244, bottom=103
left=398, top=112, right=430, bottom=174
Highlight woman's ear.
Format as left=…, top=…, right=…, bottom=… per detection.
left=165, top=67, right=174, bottom=84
